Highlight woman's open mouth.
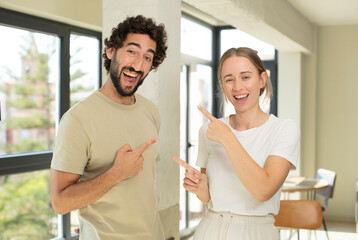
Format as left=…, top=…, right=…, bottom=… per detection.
left=234, top=94, right=249, bottom=104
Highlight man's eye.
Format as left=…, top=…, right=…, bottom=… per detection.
left=127, top=50, right=135, bottom=55
left=145, top=56, right=152, bottom=62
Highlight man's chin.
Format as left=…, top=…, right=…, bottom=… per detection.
left=116, top=87, right=136, bottom=97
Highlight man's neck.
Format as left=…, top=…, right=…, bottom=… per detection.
left=99, top=80, right=136, bottom=105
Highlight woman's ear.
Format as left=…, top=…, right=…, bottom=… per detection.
left=260, top=71, right=268, bottom=88
left=106, top=47, right=115, bottom=60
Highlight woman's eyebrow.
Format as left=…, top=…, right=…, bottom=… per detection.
left=240, top=71, right=252, bottom=74
left=223, top=73, right=233, bottom=79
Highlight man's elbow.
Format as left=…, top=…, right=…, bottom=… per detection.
left=51, top=197, right=70, bottom=215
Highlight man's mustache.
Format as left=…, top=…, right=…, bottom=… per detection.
left=122, top=66, right=144, bottom=77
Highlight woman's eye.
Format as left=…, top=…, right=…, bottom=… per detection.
left=225, top=79, right=233, bottom=82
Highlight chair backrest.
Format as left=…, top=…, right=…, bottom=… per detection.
left=315, top=168, right=337, bottom=199
left=274, top=200, right=323, bottom=230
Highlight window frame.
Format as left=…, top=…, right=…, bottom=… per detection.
left=179, top=13, right=216, bottom=238
left=0, top=6, right=102, bottom=175
left=0, top=7, right=102, bottom=240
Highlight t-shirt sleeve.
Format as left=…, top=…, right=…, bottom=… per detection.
left=196, top=123, right=210, bottom=168
left=269, top=119, right=300, bottom=170
left=50, top=112, right=90, bottom=175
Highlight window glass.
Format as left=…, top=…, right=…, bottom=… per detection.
left=179, top=63, right=212, bottom=230
left=0, top=10, right=101, bottom=239
left=181, top=17, right=213, bottom=61
left=179, top=65, right=188, bottom=230
left=180, top=16, right=214, bottom=231
left=187, top=64, right=212, bottom=228
left=0, top=170, right=57, bottom=239
left=0, top=25, right=59, bottom=156
left=70, top=34, right=100, bottom=107
left=69, top=34, right=100, bottom=234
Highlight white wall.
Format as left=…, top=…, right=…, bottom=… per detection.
left=277, top=52, right=301, bottom=175
left=315, top=25, right=358, bottom=221
left=0, top=0, right=102, bottom=31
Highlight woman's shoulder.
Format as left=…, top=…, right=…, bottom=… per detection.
left=269, top=115, right=300, bottom=136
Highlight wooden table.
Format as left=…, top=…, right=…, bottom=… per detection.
left=282, top=176, right=329, bottom=199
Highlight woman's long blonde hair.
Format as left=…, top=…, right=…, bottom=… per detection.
left=217, top=47, right=272, bottom=104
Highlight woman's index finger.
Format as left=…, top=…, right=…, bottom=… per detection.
left=197, top=105, right=216, bottom=122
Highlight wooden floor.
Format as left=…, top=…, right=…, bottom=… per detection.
left=185, top=220, right=358, bottom=240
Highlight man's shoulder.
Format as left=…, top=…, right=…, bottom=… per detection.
left=63, top=91, right=100, bottom=119
left=135, top=94, right=159, bottom=112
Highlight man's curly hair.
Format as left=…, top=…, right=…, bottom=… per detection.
left=102, top=15, right=168, bottom=72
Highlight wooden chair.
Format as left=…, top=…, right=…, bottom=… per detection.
left=275, top=200, right=323, bottom=239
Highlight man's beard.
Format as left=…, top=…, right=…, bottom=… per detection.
left=110, top=65, right=146, bottom=97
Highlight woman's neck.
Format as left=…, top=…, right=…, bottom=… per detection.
left=230, top=108, right=269, bottom=131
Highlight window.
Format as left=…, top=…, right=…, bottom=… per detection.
left=0, top=7, right=101, bottom=240
left=180, top=15, right=214, bottom=233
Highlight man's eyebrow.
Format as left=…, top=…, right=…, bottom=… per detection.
left=126, top=42, right=156, bottom=55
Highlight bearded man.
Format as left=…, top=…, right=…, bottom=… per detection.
left=50, top=15, right=167, bottom=240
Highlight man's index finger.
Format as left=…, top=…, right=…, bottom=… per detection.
left=136, top=138, right=158, bottom=155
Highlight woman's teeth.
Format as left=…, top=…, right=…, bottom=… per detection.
left=234, top=94, right=248, bottom=99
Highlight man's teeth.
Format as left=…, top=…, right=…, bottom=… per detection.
left=124, top=72, right=137, bottom=78
left=234, top=94, right=248, bottom=99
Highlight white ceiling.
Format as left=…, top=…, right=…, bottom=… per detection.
left=183, top=0, right=358, bottom=27
left=287, top=0, right=358, bottom=26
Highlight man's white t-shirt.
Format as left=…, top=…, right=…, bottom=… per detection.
left=196, top=114, right=300, bottom=216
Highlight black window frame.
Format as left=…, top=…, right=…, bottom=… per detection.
left=0, top=7, right=102, bottom=240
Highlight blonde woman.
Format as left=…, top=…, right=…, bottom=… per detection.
left=174, top=47, right=299, bottom=240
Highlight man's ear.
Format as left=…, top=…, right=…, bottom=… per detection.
left=106, top=47, right=115, bottom=60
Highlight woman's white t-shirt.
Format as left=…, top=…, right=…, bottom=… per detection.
left=196, top=114, right=300, bottom=216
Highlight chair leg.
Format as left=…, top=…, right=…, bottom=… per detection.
left=297, top=229, right=300, bottom=240
left=322, top=216, right=329, bottom=240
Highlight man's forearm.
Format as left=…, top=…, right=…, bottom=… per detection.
left=51, top=168, right=119, bottom=215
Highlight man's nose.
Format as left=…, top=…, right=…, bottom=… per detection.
left=130, top=55, right=144, bottom=71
